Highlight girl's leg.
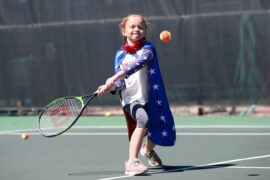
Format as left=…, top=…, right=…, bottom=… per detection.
left=143, top=136, right=155, bottom=152
left=128, top=127, right=147, bottom=163
left=124, top=101, right=149, bottom=163
left=140, top=136, right=162, bottom=166
left=125, top=127, right=148, bottom=175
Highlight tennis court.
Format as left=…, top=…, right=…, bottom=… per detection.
left=1, top=115, right=270, bottom=180
left=1, top=1, right=270, bottom=180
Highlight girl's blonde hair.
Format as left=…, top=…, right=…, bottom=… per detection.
left=119, top=14, right=150, bottom=43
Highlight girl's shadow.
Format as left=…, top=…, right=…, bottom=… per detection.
left=145, top=163, right=235, bottom=175
left=68, top=164, right=235, bottom=177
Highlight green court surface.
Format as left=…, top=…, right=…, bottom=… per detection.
left=1, top=115, right=270, bottom=180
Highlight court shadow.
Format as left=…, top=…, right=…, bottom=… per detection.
left=138, top=163, right=236, bottom=176
left=68, top=164, right=235, bottom=177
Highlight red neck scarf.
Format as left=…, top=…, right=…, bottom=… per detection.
left=123, top=38, right=146, bottom=54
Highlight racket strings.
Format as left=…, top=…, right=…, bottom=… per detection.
left=39, top=98, right=82, bottom=136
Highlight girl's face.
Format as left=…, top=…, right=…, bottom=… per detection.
left=122, top=15, right=146, bottom=44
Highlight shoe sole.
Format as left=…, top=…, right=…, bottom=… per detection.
left=125, top=170, right=147, bottom=175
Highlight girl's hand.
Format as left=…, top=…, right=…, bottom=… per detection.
left=97, top=85, right=109, bottom=96
left=105, top=77, right=116, bottom=88
left=105, top=70, right=126, bottom=90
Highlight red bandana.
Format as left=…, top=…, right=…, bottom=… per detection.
left=123, top=38, right=146, bottom=54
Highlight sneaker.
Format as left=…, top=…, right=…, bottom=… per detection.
left=125, top=159, right=148, bottom=175
left=140, top=144, right=162, bottom=167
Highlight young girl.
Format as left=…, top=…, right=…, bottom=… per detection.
left=97, top=14, right=176, bottom=175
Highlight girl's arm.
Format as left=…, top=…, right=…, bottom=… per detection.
left=98, top=48, right=152, bottom=96
left=97, top=70, right=126, bottom=96
left=122, top=48, right=153, bottom=77
left=106, top=48, right=153, bottom=87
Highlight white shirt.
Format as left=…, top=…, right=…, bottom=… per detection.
left=120, top=49, right=149, bottom=106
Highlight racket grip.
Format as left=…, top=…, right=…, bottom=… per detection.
left=94, top=90, right=99, bottom=96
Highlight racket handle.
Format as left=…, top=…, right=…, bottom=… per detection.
left=94, top=90, right=99, bottom=95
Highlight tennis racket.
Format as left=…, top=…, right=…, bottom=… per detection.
left=38, top=91, right=97, bottom=137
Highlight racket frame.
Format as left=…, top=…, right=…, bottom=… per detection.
left=38, top=92, right=97, bottom=137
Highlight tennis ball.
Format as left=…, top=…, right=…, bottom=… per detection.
left=104, top=111, right=112, bottom=117
left=21, top=133, right=29, bottom=140
left=160, top=30, right=171, bottom=43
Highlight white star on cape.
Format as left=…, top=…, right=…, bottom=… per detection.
left=153, top=84, right=159, bottom=90
left=156, top=99, right=162, bottom=105
left=160, top=115, right=166, bottom=123
left=161, top=130, right=168, bottom=137
left=149, top=68, right=155, bottom=75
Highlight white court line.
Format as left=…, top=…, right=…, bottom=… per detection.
left=1, top=125, right=270, bottom=134
left=175, top=133, right=270, bottom=136
left=73, top=125, right=270, bottom=129
left=0, top=128, right=38, bottom=134
left=2, top=132, right=270, bottom=136
left=1, top=126, right=270, bottom=136
left=97, top=154, right=270, bottom=180
left=226, top=166, right=270, bottom=169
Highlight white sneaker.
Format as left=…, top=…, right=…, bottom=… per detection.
left=125, top=159, right=148, bottom=175
left=140, top=144, right=162, bottom=167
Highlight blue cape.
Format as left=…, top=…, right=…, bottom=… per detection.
left=114, top=42, right=176, bottom=146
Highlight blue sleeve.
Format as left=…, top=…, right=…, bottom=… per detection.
left=114, top=78, right=125, bottom=92
left=123, top=48, right=153, bottom=77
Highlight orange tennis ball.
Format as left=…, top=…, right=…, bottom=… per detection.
left=160, top=30, right=171, bottom=43
left=21, top=133, right=29, bottom=140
